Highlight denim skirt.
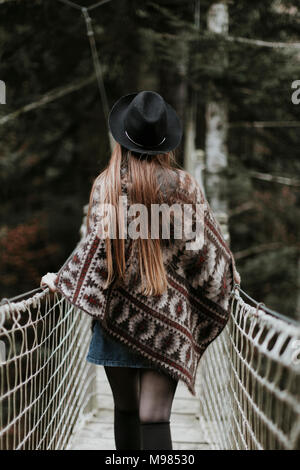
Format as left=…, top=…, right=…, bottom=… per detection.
left=86, top=319, right=155, bottom=368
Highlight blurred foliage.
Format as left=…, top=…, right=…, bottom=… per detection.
left=0, top=0, right=299, bottom=319
left=0, top=215, right=60, bottom=292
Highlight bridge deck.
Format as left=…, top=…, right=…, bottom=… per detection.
left=69, top=366, right=213, bottom=450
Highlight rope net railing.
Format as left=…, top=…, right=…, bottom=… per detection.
left=1, top=283, right=299, bottom=450
left=0, top=289, right=97, bottom=450
left=197, top=287, right=300, bottom=450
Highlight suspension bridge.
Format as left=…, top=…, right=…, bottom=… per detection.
left=1, top=0, right=300, bottom=451
left=0, top=266, right=299, bottom=450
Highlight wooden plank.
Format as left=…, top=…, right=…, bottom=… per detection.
left=70, top=414, right=213, bottom=450
left=70, top=413, right=211, bottom=450
left=87, top=409, right=201, bottom=427
left=70, top=365, right=211, bottom=450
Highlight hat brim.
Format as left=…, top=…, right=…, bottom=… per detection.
left=108, top=92, right=183, bottom=155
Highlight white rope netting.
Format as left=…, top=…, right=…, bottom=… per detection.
left=1, top=285, right=299, bottom=450
left=0, top=290, right=97, bottom=450
left=197, top=288, right=300, bottom=450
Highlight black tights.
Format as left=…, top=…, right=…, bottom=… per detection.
left=104, top=366, right=178, bottom=450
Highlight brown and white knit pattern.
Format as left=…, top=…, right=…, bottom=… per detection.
left=55, top=159, right=241, bottom=396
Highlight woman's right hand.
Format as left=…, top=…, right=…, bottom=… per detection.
left=40, top=272, right=58, bottom=293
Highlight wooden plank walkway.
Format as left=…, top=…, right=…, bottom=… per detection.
left=70, top=366, right=214, bottom=450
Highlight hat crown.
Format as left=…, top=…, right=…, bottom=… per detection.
left=124, top=91, right=167, bottom=147
left=108, top=89, right=182, bottom=154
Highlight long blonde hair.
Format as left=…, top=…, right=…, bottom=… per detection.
left=87, top=143, right=178, bottom=296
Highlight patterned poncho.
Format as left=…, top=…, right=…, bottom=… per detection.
left=55, top=158, right=241, bottom=396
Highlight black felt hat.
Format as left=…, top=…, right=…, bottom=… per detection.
left=108, top=91, right=183, bottom=155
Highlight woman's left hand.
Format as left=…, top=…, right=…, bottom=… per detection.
left=40, top=272, right=58, bottom=293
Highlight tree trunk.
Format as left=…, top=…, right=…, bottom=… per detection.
left=205, top=2, right=230, bottom=243
left=183, top=0, right=205, bottom=192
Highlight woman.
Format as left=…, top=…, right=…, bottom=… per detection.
left=41, top=90, right=241, bottom=451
